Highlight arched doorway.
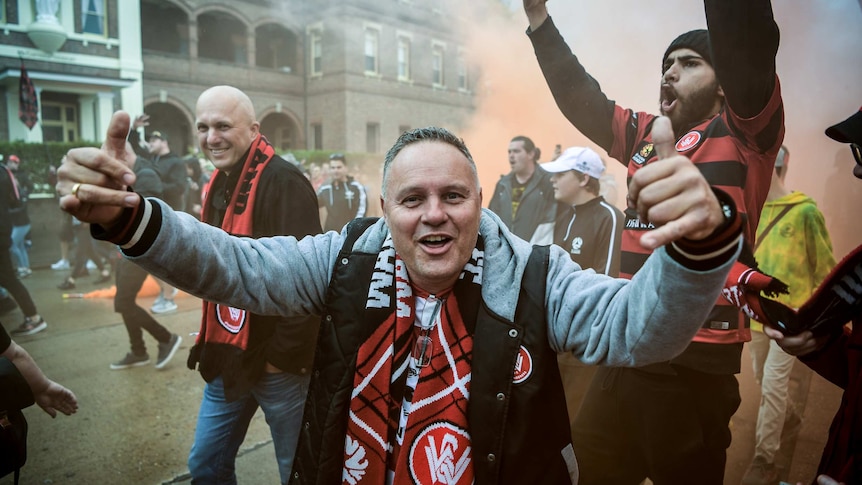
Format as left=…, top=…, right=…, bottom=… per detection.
left=143, top=103, right=193, bottom=156
left=260, top=112, right=301, bottom=154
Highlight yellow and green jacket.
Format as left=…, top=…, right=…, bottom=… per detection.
left=752, top=191, right=836, bottom=331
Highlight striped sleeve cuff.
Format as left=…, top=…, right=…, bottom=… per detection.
left=666, top=188, right=743, bottom=271
left=90, top=195, right=162, bottom=256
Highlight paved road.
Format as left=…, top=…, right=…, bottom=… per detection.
left=1, top=266, right=280, bottom=484
left=1, top=265, right=843, bottom=484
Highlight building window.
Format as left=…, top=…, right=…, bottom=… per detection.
left=397, top=36, right=411, bottom=81
left=42, top=102, right=78, bottom=142
left=141, top=2, right=189, bottom=55
left=256, top=23, right=297, bottom=71
left=366, top=122, right=380, bottom=153
left=432, top=42, right=445, bottom=87
left=311, top=123, right=322, bottom=150
left=364, top=27, right=379, bottom=75
left=309, top=29, right=322, bottom=75
left=0, top=0, right=6, bottom=24
left=198, top=11, right=247, bottom=64
left=457, top=52, right=468, bottom=91
left=81, top=0, right=106, bottom=36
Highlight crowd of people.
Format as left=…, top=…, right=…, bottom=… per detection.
left=2, top=0, right=860, bottom=483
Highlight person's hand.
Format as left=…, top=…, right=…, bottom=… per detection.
left=816, top=475, right=845, bottom=485
left=34, top=380, right=78, bottom=418
left=763, top=327, right=829, bottom=356
left=132, top=113, right=150, bottom=130
left=57, top=111, right=139, bottom=226
left=523, top=0, right=549, bottom=30
left=627, top=116, right=726, bottom=249
left=264, top=361, right=284, bottom=373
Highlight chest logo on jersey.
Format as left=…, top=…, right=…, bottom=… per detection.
left=675, top=131, right=703, bottom=152
left=631, top=142, right=655, bottom=166
left=570, top=237, right=584, bottom=255
left=216, top=304, right=247, bottom=334
left=409, top=422, right=472, bottom=485
left=513, top=345, right=533, bottom=384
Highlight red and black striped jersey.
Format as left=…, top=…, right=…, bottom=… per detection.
left=608, top=79, right=785, bottom=347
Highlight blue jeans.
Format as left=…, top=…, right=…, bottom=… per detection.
left=188, top=373, right=310, bottom=484
left=10, top=224, right=30, bottom=269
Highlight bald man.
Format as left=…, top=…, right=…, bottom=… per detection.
left=184, top=86, right=322, bottom=483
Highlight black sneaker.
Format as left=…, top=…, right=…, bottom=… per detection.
left=155, top=334, right=182, bottom=370
left=110, top=352, right=150, bottom=370
left=57, top=278, right=76, bottom=290
left=11, top=317, right=47, bottom=336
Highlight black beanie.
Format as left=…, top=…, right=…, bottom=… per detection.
left=662, top=29, right=712, bottom=72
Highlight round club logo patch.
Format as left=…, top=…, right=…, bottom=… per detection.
left=216, top=304, right=247, bottom=334
left=675, top=131, right=702, bottom=152
left=513, top=345, right=533, bottom=384
left=409, top=421, right=472, bottom=485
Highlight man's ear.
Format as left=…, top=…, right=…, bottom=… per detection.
left=717, top=84, right=725, bottom=99
left=379, top=195, right=385, bottom=215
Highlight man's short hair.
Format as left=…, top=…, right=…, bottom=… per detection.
left=510, top=135, right=539, bottom=162
left=148, top=131, right=167, bottom=142
left=329, top=153, right=346, bottom=163
left=572, top=170, right=602, bottom=196
left=381, top=127, right=477, bottom=199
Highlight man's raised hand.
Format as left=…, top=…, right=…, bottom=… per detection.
left=57, top=111, right=139, bottom=226
left=627, top=116, right=726, bottom=250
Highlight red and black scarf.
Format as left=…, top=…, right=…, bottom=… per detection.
left=343, top=234, right=484, bottom=485
left=197, top=134, right=274, bottom=352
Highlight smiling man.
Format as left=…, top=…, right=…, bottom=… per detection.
left=59, top=115, right=742, bottom=484
left=525, top=0, right=785, bottom=482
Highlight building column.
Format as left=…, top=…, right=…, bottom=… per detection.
left=189, top=20, right=198, bottom=58
left=95, top=91, right=116, bottom=140
left=79, top=95, right=97, bottom=141
left=117, top=0, right=144, bottom=119
left=247, top=30, right=256, bottom=66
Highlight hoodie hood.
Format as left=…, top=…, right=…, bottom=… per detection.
left=764, top=191, right=814, bottom=208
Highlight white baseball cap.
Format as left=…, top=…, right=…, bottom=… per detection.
left=541, top=146, right=605, bottom=179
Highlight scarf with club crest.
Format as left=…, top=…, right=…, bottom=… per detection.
left=342, top=233, right=485, bottom=485
left=196, top=133, right=274, bottom=356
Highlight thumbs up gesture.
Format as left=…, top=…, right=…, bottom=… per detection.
left=626, top=116, right=727, bottom=250
left=57, top=111, right=139, bottom=226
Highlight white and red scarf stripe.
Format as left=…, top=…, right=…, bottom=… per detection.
left=344, top=234, right=484, bottom=485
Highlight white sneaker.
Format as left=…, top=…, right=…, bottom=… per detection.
left=51, top=259, right=70, bottom=270
left=151, top=299, right=178, bottom=314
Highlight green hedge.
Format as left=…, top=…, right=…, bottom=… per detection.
left=2, top=141, right=100, bottom=193
left=3, top=143, right=383, bottom=194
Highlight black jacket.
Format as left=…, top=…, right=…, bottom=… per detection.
left=291, top=221, right=574, bottom=484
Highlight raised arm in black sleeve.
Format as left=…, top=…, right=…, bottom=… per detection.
left=527, top=18, right=616, bottom=152
left=705, top=0, right=780, bottom=119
